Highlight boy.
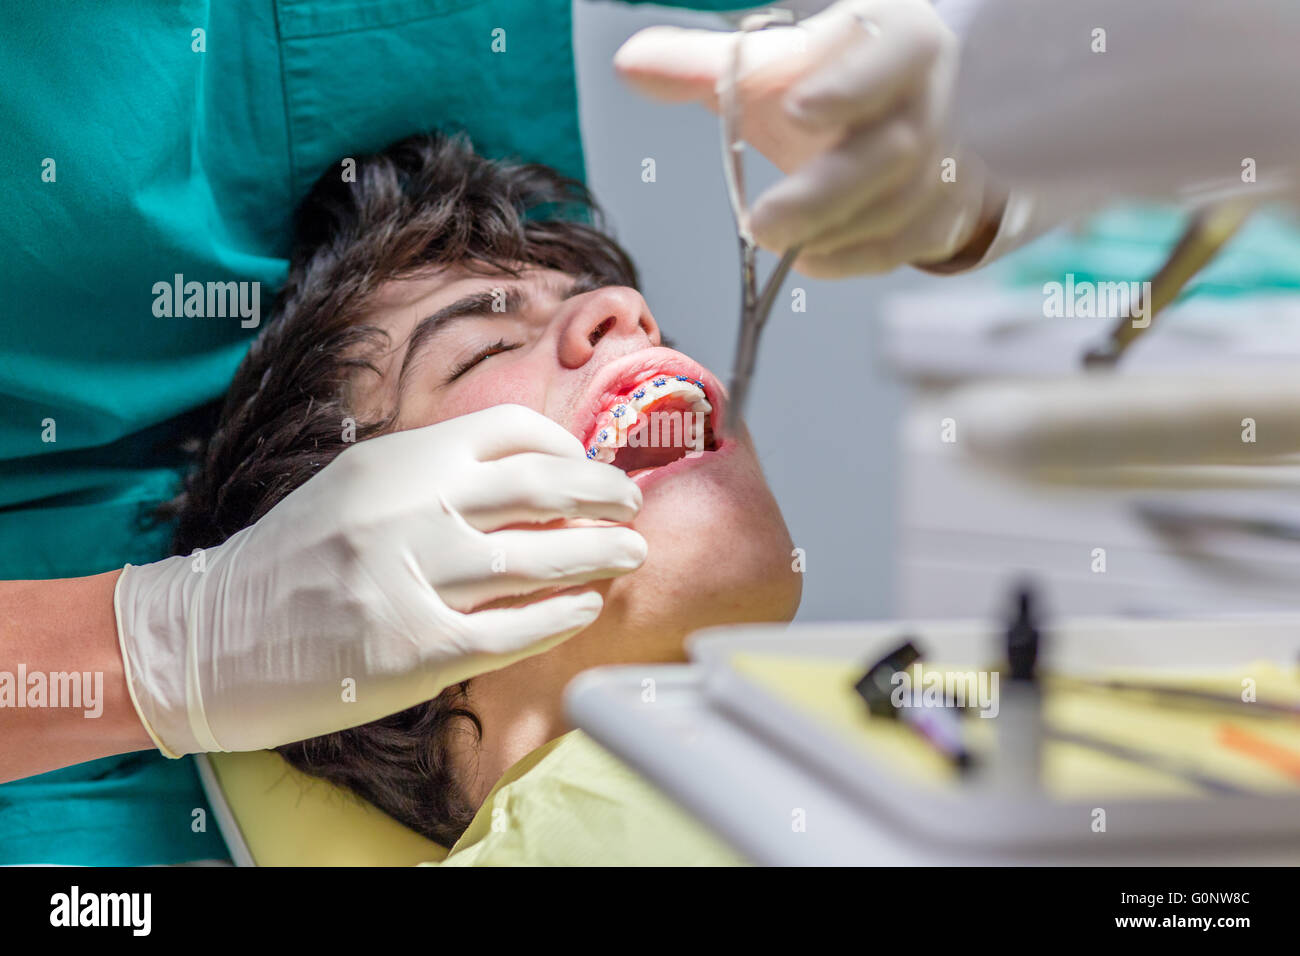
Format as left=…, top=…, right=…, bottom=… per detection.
left=166, top=132, right=801, bottom=854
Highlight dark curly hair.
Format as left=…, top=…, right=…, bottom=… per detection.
left=160, top=131, right=638, bottom=847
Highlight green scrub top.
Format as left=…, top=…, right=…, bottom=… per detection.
left=0, top=0, right=747, bottom=865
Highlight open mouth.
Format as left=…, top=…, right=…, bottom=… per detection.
left=583, top=372, right=721, bottom=481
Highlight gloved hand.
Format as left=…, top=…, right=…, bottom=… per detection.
left=115, top=404, right=647, bottom=756
left=615, top=0, right=1005, bottom=277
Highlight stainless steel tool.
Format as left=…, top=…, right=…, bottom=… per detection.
left=721, top=10, right=803, bottom=426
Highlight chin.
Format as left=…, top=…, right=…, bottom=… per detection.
left=596, top=441, right=802, bottom=661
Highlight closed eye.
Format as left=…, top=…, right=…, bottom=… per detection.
left=447, top=340, right=522, bottom=382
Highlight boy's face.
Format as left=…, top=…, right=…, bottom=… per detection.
left=352, top=264, right=801, bottom=668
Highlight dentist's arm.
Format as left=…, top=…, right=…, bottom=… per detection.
left=2, top=404, right=645, bottom=782
left=0, top=571, right=153, bottom=781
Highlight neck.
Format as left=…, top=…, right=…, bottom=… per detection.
left=455, top=617, right=691, bottom=807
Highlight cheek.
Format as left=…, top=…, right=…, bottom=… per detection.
left=641, top=466, right=793, bottom=585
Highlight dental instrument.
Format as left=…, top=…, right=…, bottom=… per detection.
left=1053, top=672, right=1300, bottom=720
left=721, top=11, right=803, bottom=427
left=994, top=585, right=1046, bottom=791
left=853, top=639, right=976, bottom=772
left=1046, top=727, right=1250, bottom=796
left=1135, top=500, right=1300, bottom=548
left=1083, top=200, right=1256, bottom=367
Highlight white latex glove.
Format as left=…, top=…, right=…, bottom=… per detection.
left=615, top=0, right=1004, bottom=277
left=115, top=404, right=647, bottom=756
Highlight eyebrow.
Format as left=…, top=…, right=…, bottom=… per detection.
left=397, top=273, right=605, bottom=386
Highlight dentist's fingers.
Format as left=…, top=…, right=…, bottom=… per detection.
left=794, top=177, right=984, bottom=278
left=614, top=0, right=974, bottom=278
left=441, top=525, right=647, bottom=610
left=795, top=161, right=945, bottom=255
left=795, top=146, right=991, bottom=264
left=455, top=403, right=589, bottom=461
left=438, top=591, right=608, bottom=681
left=614, top=22, right=828, bottom=106
left=784, top=0, right=951, bottom=129
left=446, top=454, right=643, bottom=531
left=750, top=116, right=925, bottom=251
left=615, top=22, right=849, bottom=175
left=613, top=25, right=736, bottom=102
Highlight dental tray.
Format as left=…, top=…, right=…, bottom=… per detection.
left=685, top=617, right=1300, bottom=851
left=568, top=617, right=1300, bottom=863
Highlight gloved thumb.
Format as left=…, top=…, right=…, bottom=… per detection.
left=614, top=26, right=733, bottom=103
left=614, top=23, right=811, bottom=106
left=613, top=18, right=856, bottom=175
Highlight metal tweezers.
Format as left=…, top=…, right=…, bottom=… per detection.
left=721, top=11, right=803, bottom=427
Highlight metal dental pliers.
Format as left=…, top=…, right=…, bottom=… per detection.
left=721, top=10, right=803, bottom=429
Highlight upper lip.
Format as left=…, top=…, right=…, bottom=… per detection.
left=571, top=347, right=727, bottom=450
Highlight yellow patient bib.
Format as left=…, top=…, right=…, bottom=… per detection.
left=434, top=731, right=746, bottom=867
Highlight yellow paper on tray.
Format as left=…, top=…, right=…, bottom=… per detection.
left=727, top=653, right=1300, bottom=799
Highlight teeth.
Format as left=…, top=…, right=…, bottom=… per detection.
left=585, top=372, right=712, bottom=461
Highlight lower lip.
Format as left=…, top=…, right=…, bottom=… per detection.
left=626, top=439, right=732, bottom=491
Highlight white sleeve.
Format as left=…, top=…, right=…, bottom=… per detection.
left=951, top=0, right=1300, bottom=203
left=932, top=0, right=984, bottom=36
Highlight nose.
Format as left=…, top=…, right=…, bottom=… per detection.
left=557, top=286, right=660, bottom=368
